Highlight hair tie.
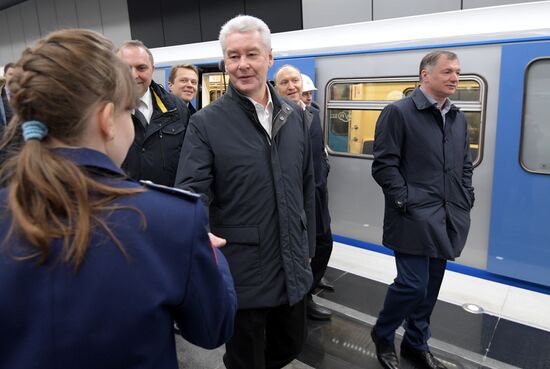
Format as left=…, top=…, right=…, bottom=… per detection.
left=22, top=120, right=49, bottom=142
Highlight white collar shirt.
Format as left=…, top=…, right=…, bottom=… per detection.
left=137, top=88, right=153, bottom=124
left=247, top=86, right=273, bottom=138
left=419, top=86, right=453, bottom=126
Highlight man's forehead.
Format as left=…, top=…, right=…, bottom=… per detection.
left=277, top=67, right=301, bottom=81
left=436, top=56, right=460, bottom=67
left=225, top=31, right=267, bottom=50
left=176, top=68, right=197, bottom=78
left=120, top=46, right=150, bottom=62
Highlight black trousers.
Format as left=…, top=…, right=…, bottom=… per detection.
left=309, top=229, right=333, bottom=293
left=373, top=252, right=447, bottom=351
left=223, top=298, right=307, bottom=369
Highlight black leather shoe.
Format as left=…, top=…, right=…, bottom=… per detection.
left=400, top=345, right=447, bottom=369
left=370, top=330, right=399, bottom=369
left=318, top=277, right=335, bottom=291
left=307, top=299, right=332, bottom=320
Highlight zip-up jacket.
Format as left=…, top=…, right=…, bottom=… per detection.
left=123, top=80, right=189, bottom=186
left=175, top=83, right=315, bottom=309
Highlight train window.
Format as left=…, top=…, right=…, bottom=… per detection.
left=520, top=59, right=550, bottom=174
left=326, top=77, right=485, bottom=164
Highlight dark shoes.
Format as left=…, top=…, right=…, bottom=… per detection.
left=318, top=277, right=335, bottom=291
left=307, top=299, right=332, bottom=320
left=400, top=345, right=447, bottom=369
left=370, top=330, right=399, bottom=369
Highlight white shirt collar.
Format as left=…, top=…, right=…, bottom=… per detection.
left=246, top=85, right=274, bottom=138
left=137, top=88, right=153, bottom=123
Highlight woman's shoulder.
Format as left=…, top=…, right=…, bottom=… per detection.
left=129, top=180, right=204, bottom=219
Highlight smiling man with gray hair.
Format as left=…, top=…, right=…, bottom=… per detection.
left=175, top=15, right=315, bottom=369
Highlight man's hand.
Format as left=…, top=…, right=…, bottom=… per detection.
left=209, top=232, right=227, bottom=248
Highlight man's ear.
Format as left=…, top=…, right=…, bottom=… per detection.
left=268, top=48, right=274, bottom=68
left=168, top=81, right=174, bottom=91
left=98, top=102, right=116, bottom=141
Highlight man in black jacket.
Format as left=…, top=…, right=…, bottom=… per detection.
left=371, top=50, right=474, bottom=369
left=117, top=41, right=189, bottom=186
left=168, top=64, right=199, bottom=116
left=176, top=15, right=315, bottom=369
left=274, top=64, right=333, bottom=321
left=1, top=63, right=15, bottom=125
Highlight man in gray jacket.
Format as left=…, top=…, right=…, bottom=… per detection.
left=175, top=15, right=315, bottom=369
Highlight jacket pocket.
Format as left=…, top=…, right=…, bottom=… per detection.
left=161, top=121, right=186, bottom=135
left=159, top=121, right=186, bottom=171
left=212, top=225, right=261, bottom=286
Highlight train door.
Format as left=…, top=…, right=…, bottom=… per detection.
left=488, top=41, right=550, bottom=288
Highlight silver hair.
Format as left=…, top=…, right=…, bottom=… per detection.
left=219, top=15, right=271, bottom=54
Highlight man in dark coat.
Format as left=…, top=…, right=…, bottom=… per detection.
left=1, top=63, right=15, bottom=125
left=371, top=50, right=474, bottom=369
left=274, top=64, right=333, bottom=321
left=168, top=64, right=199, bottom=116
left=117, top=41, right=189, bottom=186
left=175, top=15, right=315, bottom=369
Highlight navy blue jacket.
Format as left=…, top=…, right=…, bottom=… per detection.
left=1, top=86, right=12, bottom=125
left=372, top=88, right=474, bottom=260
left=305, top=106, right=331, bottom=236
left=175, top=83, right=315, bottom=309
left=0, top=148, right=236, bottom=369
left=123, top=80, right=189, bottom=186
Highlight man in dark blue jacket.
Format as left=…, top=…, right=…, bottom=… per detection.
left=117, top=41, right=189, bottom=186
left=371, top=50, right=474, bottom=369
left=274, top=64, right=333, bottom=321
left=176, top=15, right=315, bottom=369
left=1, top=63, right=15, bottom=125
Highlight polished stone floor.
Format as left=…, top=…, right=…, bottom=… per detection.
left=297, top=267, right=550, bottom=369
left=177, top=266, right=550, bottom=369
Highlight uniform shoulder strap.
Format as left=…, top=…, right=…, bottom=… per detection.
left=140, top=180, right=200, bottom=201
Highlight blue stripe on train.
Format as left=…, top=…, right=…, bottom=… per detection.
left=333, top=234, right=550, bottom=295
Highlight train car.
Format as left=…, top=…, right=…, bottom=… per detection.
left=150, top=1, right=550, bottom=294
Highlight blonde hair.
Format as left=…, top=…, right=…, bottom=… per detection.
left=0, top=29, right=144, bottom=270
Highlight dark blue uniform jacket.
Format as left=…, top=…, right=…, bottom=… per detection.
left=0, top=148, right=236, bottom=369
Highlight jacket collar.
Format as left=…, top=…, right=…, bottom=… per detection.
left=149, top=80, right=177, bottom=112
left=51, top=147, right=125, bottom=176
left=225, top=82, right=295, bottom=137
left=411, top=87, right=460, bottom=113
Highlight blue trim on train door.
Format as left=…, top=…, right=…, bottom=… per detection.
left=488, top=41, right=550, bottom=287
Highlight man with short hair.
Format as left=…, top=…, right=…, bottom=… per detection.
left=117, top=41, right=189, bottom=186
left=274, top=64, right=333, bottom=322
left=1, top=63, right=15, bottom=124
left=168, top=64, right=199, bottom=115
left=175, top=15, right=315, bottom=369
left=371, top=50, right=474, bottom=369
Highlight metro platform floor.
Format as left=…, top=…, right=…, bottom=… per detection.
left=176, top=245, right=550, bottom=369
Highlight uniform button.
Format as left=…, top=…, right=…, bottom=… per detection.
left=279, top=116, right=284, bottom=120
left=141, top=148, right=146, bottom=152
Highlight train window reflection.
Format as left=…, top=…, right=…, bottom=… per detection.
left=326, top=77, right=485, bottom=164
left=202, top=72, right=229, bottom=107
left=521, top=58, right=550, bottom=175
